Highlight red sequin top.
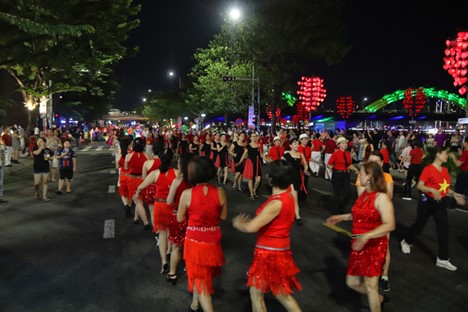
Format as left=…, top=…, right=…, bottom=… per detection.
left=185, top=184, right=222, bottom=243
left=351, top=191, right=382, bottom=236
left=155, top=168, right=176, bottom=199
left=256, top=191, right=295, bottom=249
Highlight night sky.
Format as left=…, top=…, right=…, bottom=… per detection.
left=114, top=0, right=468, bottom=111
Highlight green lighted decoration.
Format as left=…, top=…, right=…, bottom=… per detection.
left=364, top=87, right=467, bottom=112
left=281, top=92, right=297, bottom=106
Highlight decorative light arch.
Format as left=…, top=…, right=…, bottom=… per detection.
left=364, top=87, right=467, bottom=112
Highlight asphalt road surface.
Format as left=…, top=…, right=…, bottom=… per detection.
left=1, top=143, right=467, bottom=312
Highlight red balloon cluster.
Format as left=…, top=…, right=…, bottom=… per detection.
left=443, top=31, right=468, bottom=95
left=403, top=87, right=426, bottom=116
left=266, top=104, right=281, bottom=120
left=336, top=96, right=356, bottom=119
left=297, top=76, right=327, bottom=111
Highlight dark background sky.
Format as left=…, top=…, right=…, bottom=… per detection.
left=114, top=0, right=468, bottom=111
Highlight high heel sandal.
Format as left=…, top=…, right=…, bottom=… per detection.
left=250, top=194, right=255, bottom=200
left=188, top=306, right=200, bottom=312
left=166, top=273, right=178, bottom=285
left=161, top=263, right=169, bottom=274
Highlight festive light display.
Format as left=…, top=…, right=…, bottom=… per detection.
left=364, top=87, right=466, bottom=112
left=266, top=104, right=281, bottom=120
left=443, top=31, right=468, bottom=95
left=281, top=92, right=297, bottom=106
left=297, top=76, right=326, bottom=112
left=403, top=87, right=426, bottom=116
left=336, top=96, right=356, bottom=119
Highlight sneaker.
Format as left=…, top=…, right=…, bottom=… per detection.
left=400, top=239, right=412, bottom=254
left=379, top=277, right=390, bottom=292
left=435, top=258, right=457, bottom=271
left=402, top=197, right=412, bottom=201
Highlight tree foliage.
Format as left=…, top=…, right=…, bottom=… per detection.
left=188, top=0, right=350, bottom=126
left=0, top=0, right=140, bottom=124
left=140, top=90, right=188, bottom=122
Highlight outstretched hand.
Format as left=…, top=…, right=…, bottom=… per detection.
left=233, top=213, right=250, bottom=229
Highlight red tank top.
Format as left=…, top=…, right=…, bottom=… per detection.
left=256, top=190, right=295, bottom=249
left=119, top=154, right=131, bottom=174
left=155, top=168, right=176, bottom=199
left=185, top=184, right=222, bottom=243
left=128, top=152, right=147, bottom=175
left=351, top=191, right=382, bottom=235
left=147, top=158, right=161, bottom=175
left=174, top=179, right=191, bottom=210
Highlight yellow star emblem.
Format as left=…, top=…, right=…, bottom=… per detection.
left=439, top=179, right=450, bottom=194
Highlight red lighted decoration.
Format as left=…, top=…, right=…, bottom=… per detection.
left=403, top=87, right=426, bottom=116
left=266, top=104, right=281, bottom=120
left=336, top=96, right=356, bottom=119
left=443, top=31, right=468, bottom=95
left=297, top=76, right=326, bottom=112
left=295, top=102, right=308, bottom=122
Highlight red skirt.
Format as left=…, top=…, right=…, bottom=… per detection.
left=214, top=155, right=220, bottom=168
left=143, top=184, right=156, bottom=205
left=118, top=174, right=130, bottom=198
left=169, top=213, right=187, bottom=247
left=184, top=238, right=224, bottom=295
left=347, top=237, right=387, bottom=277
left=247, top=248, right=302, bottom=295
left=127, top=176, right=144, bottom=200
left=243, top=159, right=254, bottom=179
left=153, top=201, right=174, bottom=232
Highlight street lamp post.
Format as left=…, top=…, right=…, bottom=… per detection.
left=168, top=71, right=182, bottom=89
left=361, top=97, right=368, bottom=111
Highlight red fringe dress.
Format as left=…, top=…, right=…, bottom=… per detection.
left=153, top=168, right=176, bottom=232
left=247, top=190, right=302, bottom=295
left=118, top=154, right=131, bottom=198
left=127, top=152, right=147, bottom=200
left=143, top=158, right=161, bottom=205
left=169, top=179, right=191, bottom=247
left=184, top=184, right=224, bottom=295
left=347, top=191, right=388, bottom=277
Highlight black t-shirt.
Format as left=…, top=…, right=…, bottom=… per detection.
left=33, top=146, right=53, bottom=172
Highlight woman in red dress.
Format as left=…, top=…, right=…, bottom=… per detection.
left=233, top=160, right=302, bottom=312
left=141, top=142, right=163, bottom=210
left=125, top=137, right=150, bottom=229
left=177, top=156, right=227, bottom=312
left=135, top=148, right=176, bottom=273
left=327, top=161, right=395, bottom=312
left=117, top=136, right=133, bottom=217
left=166, top=152, right=195, bottom=284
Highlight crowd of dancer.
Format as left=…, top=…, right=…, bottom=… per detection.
left=111, top=125, right=467, bottom=312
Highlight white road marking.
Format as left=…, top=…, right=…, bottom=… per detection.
left=110, top=169, right=116, bottom=174
left=108, top=185, right=116, bottom=193
left=310, top=187, right=334, bottom=196
left=96, top=146, right=104, bottom=151
left=82, top=146, right=92, bottom=152
left=103, top=219, right=115, bottom=239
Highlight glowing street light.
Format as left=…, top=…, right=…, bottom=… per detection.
left=229, top=8, right=241, bottom=21
left=142, top=97, right=147, bottom=102
left=168, top=70, right=182, bottom=89
left=361, top=97, right=368, bottom=110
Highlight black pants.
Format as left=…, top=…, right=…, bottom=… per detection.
left=406, top=196, right=450, bottom=260
left=404, top=164, right=422, bottom=197
left=331, top=171, right=350, bottom=214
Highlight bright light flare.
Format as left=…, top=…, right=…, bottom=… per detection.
left=229, top=8, right=241, bottom=21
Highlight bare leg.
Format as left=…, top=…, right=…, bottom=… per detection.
left=382, top=247, right=390, bottom=278
left=248, top=179, right=254, bottom=197
left=42, top=174, right=49, bottom=199
left=158, top=230, right=168, bottom=268
left=168, top=244, right=182, bottom=275
left=66, top=179, right=72, bottom=192
left=364, top=276, right=381, bottom=312
left=249, top=286, right=267, bottom=312
left=194, top=284, right=214, bottom=312
left=134, top=198, right=148, bottom=224
left=58, top=179, right=65, bottom=192
left=190, top=289, right=200, bottom=311
left=223, top=167, right=229, bottom=184
left=274, top=294, right=302, bottom=312
left=253, top=176, right=261, bottom=195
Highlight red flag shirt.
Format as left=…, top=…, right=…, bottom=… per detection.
left=419, top=164, right=451, bottom=199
